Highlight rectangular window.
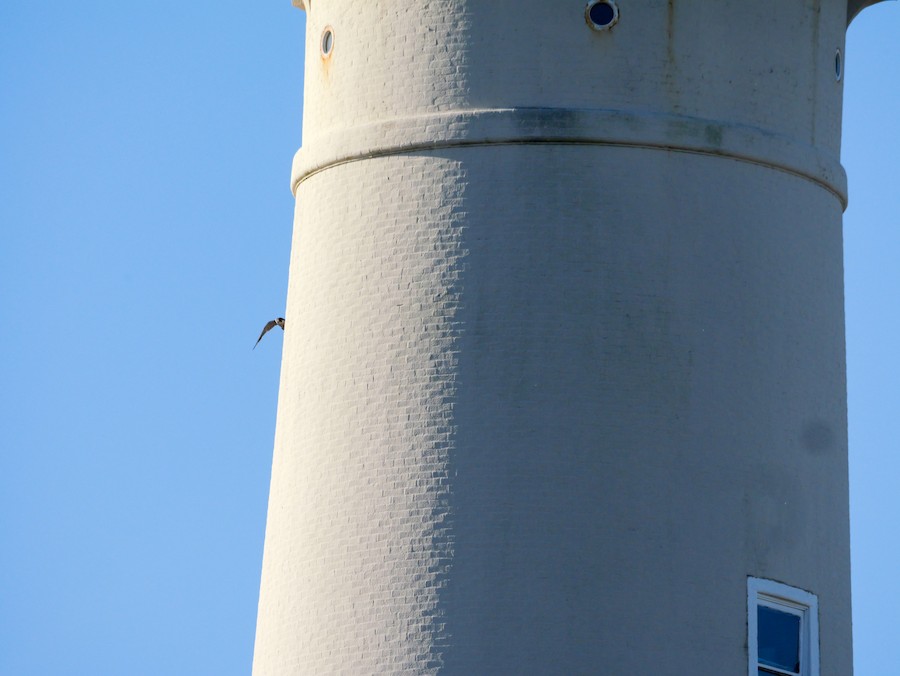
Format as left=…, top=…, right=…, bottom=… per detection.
left=748, top=577, right=819, bottom=676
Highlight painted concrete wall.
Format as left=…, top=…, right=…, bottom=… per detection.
left=254, top=1, right=861, bottom=673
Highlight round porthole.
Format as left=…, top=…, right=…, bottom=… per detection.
left=321, top=26, right=334, bottom=58
left=834, top=48, right=843, bottom=82
left=585, top=0, right=619, bottom=31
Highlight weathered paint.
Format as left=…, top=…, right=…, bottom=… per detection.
left=253, top=1, right=888, bottom=673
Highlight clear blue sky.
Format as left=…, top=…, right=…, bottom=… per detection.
left=0, top=3, right=897, bottom=674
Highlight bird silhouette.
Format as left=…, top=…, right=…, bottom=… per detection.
left=254, top=317, right=285, bottom=349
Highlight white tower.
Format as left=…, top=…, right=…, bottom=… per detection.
left=254, top=1, right=891, bottom=673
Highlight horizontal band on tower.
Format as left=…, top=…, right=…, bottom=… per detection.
left=291, top=107, right=848, bottom=207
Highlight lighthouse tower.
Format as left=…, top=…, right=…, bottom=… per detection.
left=253, top=1, right=891, bottom=673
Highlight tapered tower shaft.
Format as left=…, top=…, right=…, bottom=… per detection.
left=253, top=2, right=889, bottom=673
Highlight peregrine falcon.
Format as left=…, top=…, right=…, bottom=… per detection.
left=254, top=317, right=285, bottom=349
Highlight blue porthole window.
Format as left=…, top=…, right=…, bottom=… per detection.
left=585, top=0, right=619, bottom=31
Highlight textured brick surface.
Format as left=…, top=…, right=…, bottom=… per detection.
left=254, top=1, right=854, bottom=674
left=298, top=0, right=847, bottom=160
left=253, top=154, right=467, bottom=674
left=254, top=147, right=852, bottom=675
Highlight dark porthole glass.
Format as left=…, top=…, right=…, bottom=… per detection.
left=321, top=28, right=334, bottom=57
left=835, top=49, right=843, bottom=81
left=585, top=1, right=618, bottom=31
left=757, top=605, right=801, bottom=674
left=589, top=2, right=616, bottom=26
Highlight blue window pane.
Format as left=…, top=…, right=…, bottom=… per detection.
left=758, top=605, right=801, bottom=673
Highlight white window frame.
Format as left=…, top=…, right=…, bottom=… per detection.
left=748, top=577, right=819, bottom=676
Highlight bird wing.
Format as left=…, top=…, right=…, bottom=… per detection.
left=254, top=319, right=278, bottom=349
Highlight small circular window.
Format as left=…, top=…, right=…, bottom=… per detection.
left=834, top=48, right=843, bottom=82
left=585, top=0, right=619, bottom=31
left=321, top=26, right=334, bottom=58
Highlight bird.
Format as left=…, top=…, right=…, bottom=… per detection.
left=254, top=317, right=285, bottom=349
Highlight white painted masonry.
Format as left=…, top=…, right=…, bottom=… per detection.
left=253, top=1, right=889, bottom=673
